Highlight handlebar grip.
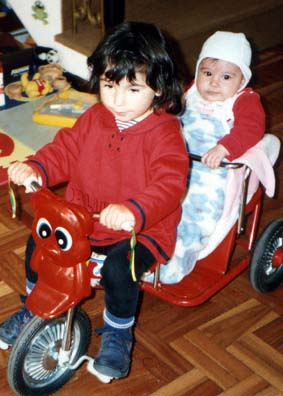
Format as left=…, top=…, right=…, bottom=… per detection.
left=23, top=176, right=42, bottom=192
left=92, top=213, right=134, bottom=231
left=189, top=153, right=243, bottom=169
left=120, top=221, right=134, bottom=232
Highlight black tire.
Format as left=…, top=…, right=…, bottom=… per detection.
left=7, top=308, right=91, bottom=396
left=249, top=219, right=283, bottom=293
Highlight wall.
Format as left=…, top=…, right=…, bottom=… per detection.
left=8, top=0, right=89, bottom=79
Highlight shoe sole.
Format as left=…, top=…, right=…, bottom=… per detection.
left=0, top=339, right=10, bottom=350
left=87, top=364, right=113, bottom=383
left=89, top=362, right=128, bottom=383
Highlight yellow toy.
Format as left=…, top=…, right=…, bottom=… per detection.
left=5, top=64, right=70, bottom=102
left=38, top=64, right=63, bottom=82
left=20, top=72, right=53, bottom=99
left=33, top=89, right=98, bottom=127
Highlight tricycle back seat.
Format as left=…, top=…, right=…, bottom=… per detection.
left=141, top=134, right=280, bottom=306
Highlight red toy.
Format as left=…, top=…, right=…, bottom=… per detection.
left=26, top=188, right=93, bottom=318
left=0, top=132, right=14, bottom=157
left=5, top=142, right=280, bottom=395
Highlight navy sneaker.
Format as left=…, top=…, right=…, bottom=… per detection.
left=92, top=324, right=133, bottom=381
left=0, top=306, right=34, bottom=349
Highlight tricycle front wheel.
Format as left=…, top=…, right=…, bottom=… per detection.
left=7, top=307, right=91, bottom=396
left=249, top=219, right=283, bottom=293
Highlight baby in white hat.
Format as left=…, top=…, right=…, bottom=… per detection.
left=184, top=30, right=265, bottom=167
left=157, top=31, right=266, bottom=284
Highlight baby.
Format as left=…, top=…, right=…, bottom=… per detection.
left=159, top=31, right=265, bottom=283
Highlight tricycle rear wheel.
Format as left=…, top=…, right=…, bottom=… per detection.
left=249, top=219, right=283, bottom=293
left=7, top=307, right=91, bottom=396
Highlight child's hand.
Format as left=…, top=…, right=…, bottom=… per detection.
left=8, top=162, right=39, bottom=186
left=201, top=144, right=229, bottom=169
left=100, top=204, right=135, bottom=231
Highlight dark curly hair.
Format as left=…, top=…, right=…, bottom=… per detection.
left=87, top=21, right=184, bottom=115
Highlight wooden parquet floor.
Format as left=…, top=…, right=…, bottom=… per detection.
left=1, top=45, right=283, bottom=396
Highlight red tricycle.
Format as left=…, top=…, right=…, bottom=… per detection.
left=5, top=134, right=280, bottom=396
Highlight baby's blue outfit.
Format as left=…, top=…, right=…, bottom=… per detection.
left=158, top=84, right=242, bottom=283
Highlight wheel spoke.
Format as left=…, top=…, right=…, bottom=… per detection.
left=7, top=308, right=91, bottom=396
left=23, top=321, right=67, bottom=383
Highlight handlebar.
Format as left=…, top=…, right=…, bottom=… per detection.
left=23, top=179, right=134, bottom=232
left=25, top=180, right=42, bottom=192
left=189, top=153, right=244, bottom=169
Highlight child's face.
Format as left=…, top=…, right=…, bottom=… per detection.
left=99, top=71, right=157, bottom=122
left=196, top=58, right=245, bottom=102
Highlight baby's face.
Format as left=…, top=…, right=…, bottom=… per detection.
left=196, top=58, right=245, bottom=102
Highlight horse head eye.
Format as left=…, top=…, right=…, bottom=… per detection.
left=36, top=218, right=52, bottom=239
left=55, top=227, right=73, bottom=251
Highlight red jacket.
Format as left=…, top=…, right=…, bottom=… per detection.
left=218, top=88, right=265, bottom=160
left=27, top=103, right=189, bottom=263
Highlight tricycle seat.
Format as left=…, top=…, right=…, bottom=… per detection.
left=141, top=134, right=280, bottom=305
left=141, top=187, right=262, bottom=306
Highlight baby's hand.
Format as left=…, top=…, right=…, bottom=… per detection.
left=100, top=204, right=135, bottom=231
left=8, top=162, right=38, bottom=186
left=201, top=144, right=229, bottom=169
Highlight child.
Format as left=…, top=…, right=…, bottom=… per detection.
left=157, top=31, right=265, bottom=283
left=0, top=21, right=189, bottom=381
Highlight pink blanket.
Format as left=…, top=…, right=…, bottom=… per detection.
left=198, top=134, right=280, bottom=259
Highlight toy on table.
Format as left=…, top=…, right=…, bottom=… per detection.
left=32, top=89, right=98, bottom=127
left=5, top=63, right=69, bottom=101
left=20, top=71, right=53, bottom=98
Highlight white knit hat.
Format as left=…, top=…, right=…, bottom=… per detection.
left=195, top=31, right=252, bottom=90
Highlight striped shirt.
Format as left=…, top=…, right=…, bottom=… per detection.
left=115, top=118, right=138, bottom=131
